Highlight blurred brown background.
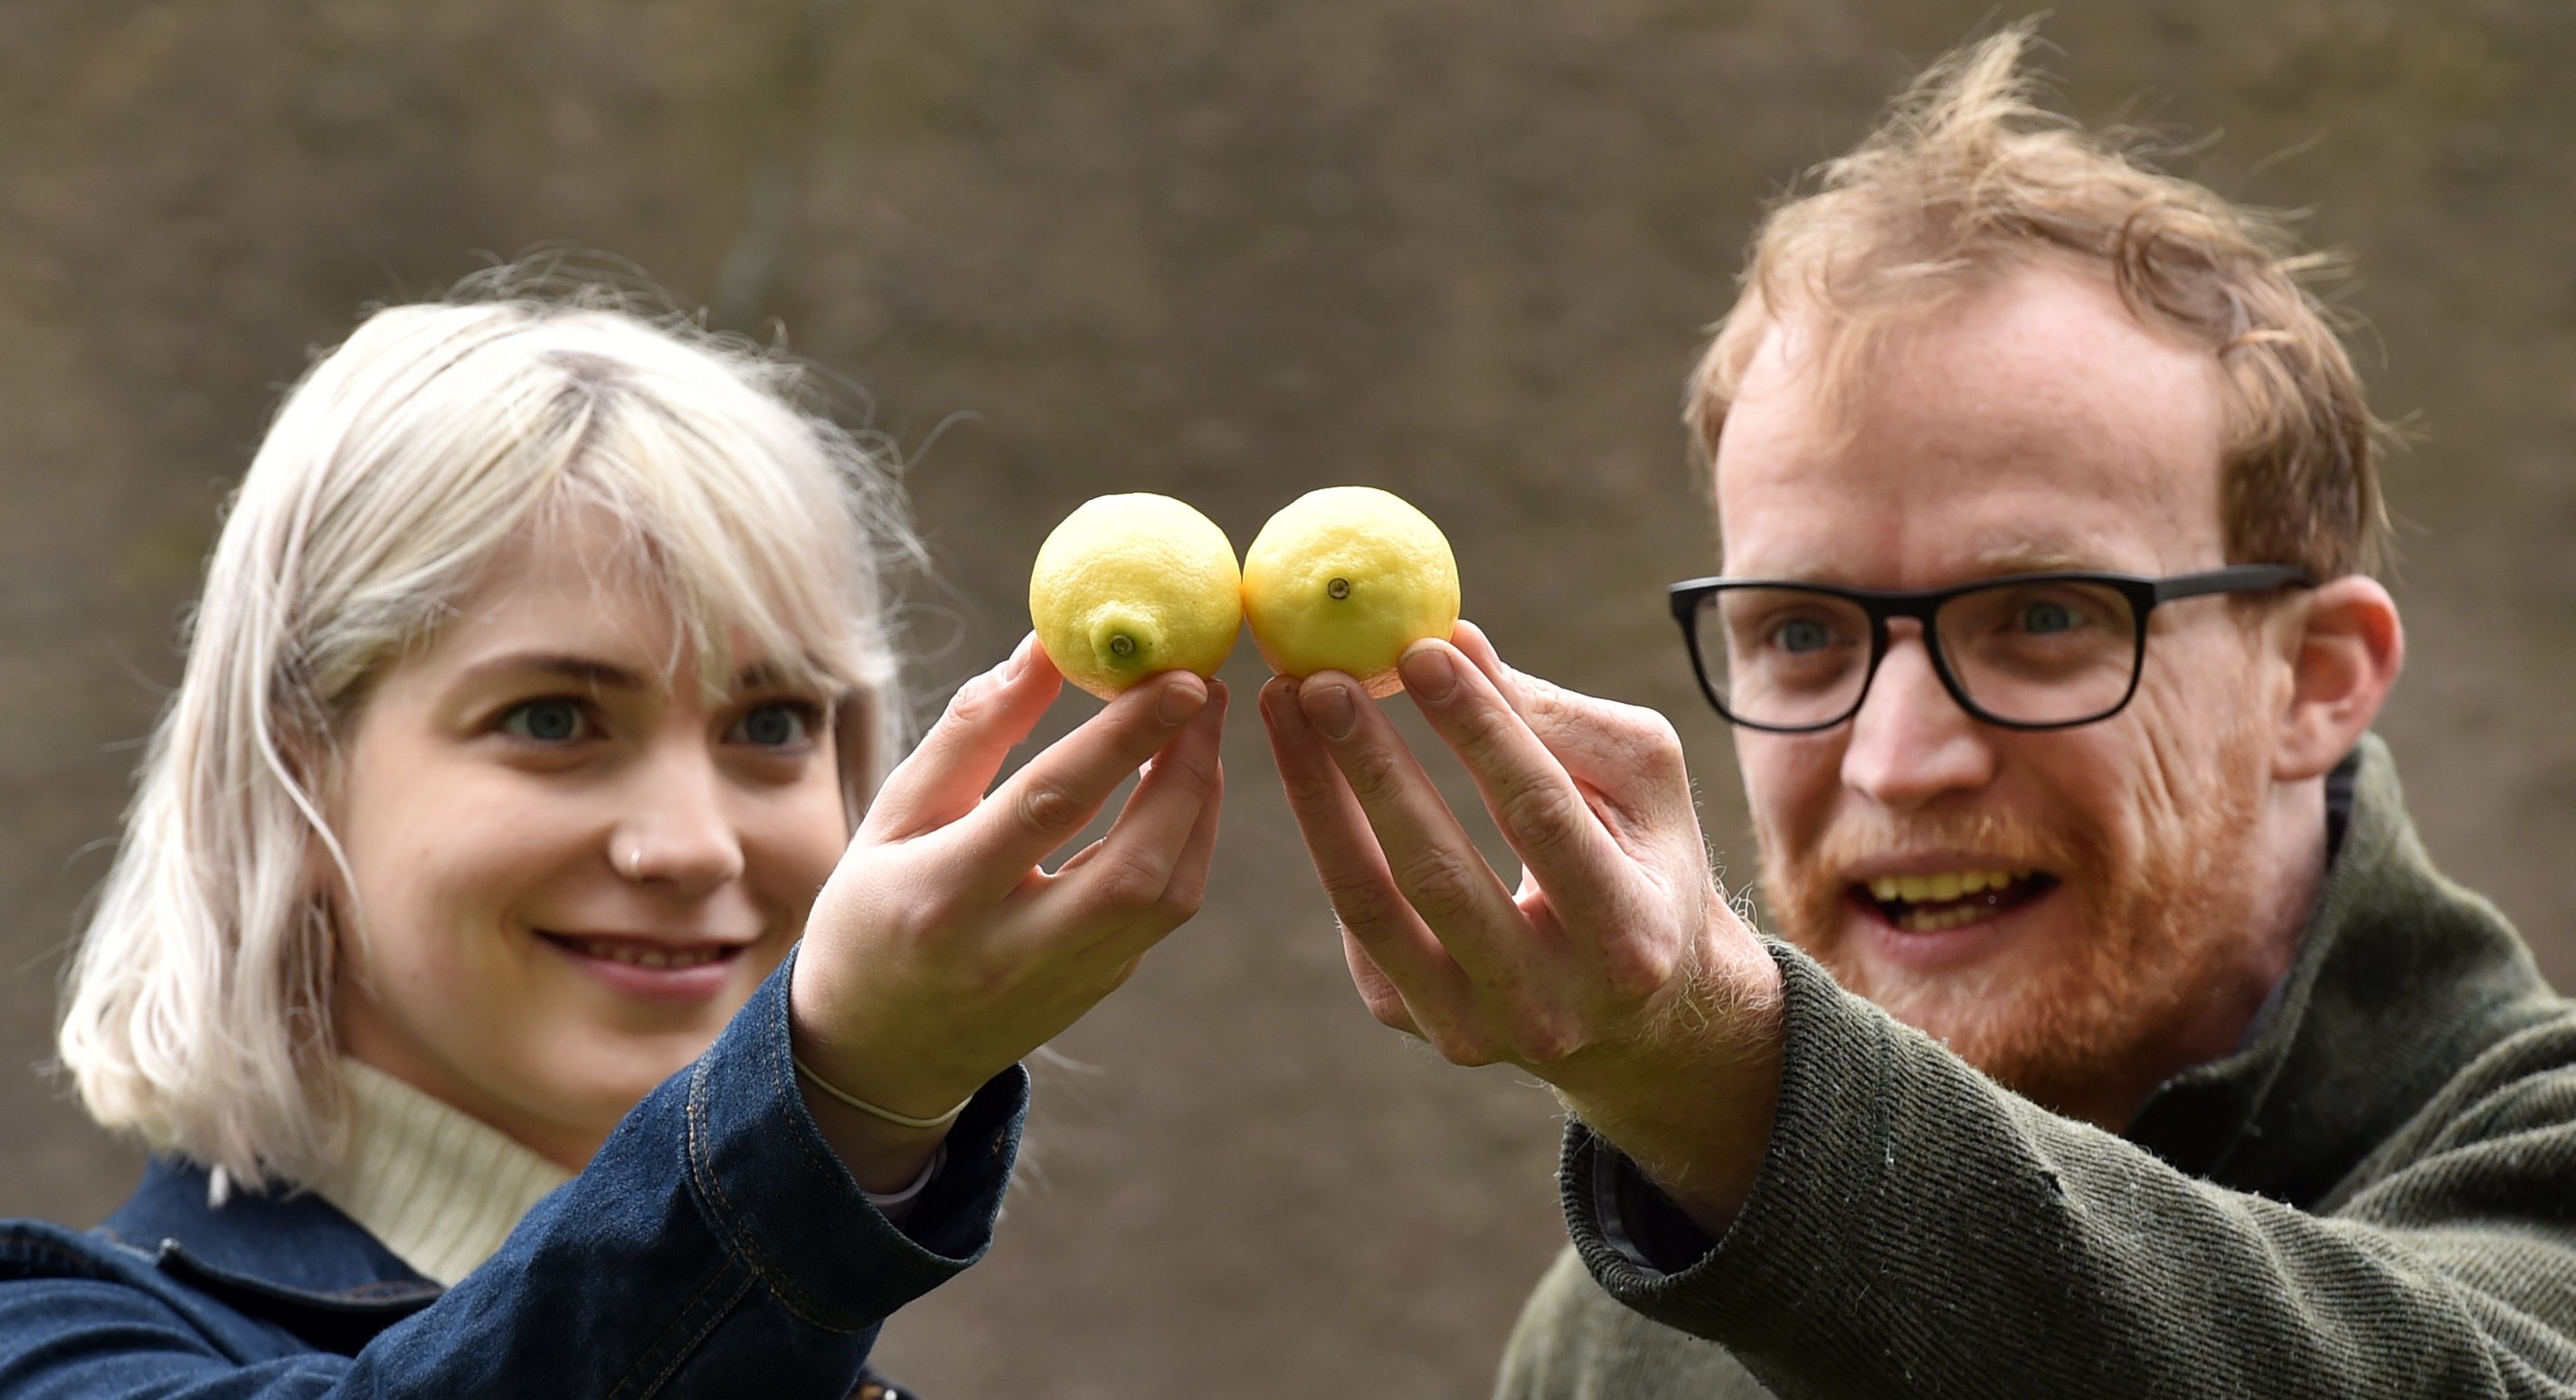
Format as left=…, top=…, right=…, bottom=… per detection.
left=6, top=2, right=2573, bottom=1395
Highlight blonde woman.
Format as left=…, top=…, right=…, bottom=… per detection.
left=0, top=283, right=1226, bottom=1396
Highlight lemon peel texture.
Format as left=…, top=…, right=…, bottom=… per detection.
left=1242, top=486, right=1460, bottom=699
left=1028, top=493, right=1243, bottom=700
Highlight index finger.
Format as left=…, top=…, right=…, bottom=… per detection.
left=1448, top=620, right=1696, bottom=837
left=864, top=634, right=1062, bottom=839
left=1395, top=638, right=1641, bottom=934
left=947, top=669, right=1212, bottom=891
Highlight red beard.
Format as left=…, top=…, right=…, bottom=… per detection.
left=1757, top=726, right=2272, bottom=1123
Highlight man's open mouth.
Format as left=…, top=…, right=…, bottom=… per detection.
left=1852, top=869, right=2059, bottom=933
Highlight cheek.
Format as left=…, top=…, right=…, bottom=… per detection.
left=1737, top=732, right=1842, bottom=851
left=742, top=781, right=851, bottom=926
left=336, top=772, right=592, bottom=973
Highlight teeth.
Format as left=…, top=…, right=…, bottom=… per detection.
left=1865, top=870, right=2033, bottom=906
left=577, top=940, right=725, bottom=970
left=1896, top=903, right=1992, bottom=933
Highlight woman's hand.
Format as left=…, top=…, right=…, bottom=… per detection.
left=788, top=634, right=1226, bottom=1191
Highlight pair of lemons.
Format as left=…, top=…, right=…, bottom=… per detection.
left=1028, top=487, right=1460, bottom=701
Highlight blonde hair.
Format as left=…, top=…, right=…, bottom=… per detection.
left=1688, top=24, right=2391, bottom=579
left=57, top=275, right=918, bottom=1194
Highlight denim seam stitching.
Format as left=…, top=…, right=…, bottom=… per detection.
left=687, top=1053, right=847, bottom=1332
left=606, top=1255, right=754, bottom=1400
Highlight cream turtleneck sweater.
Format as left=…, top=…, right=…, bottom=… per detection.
left=307, top=1059, right=941, bottom=1288
left=309, top=1061, right=573, bottom=1287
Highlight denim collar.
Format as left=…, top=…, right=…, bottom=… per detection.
left=98, top=1157, right=443, bottom=1323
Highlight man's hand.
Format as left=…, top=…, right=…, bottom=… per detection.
left=1259, top=620, right=1785, bottom=1233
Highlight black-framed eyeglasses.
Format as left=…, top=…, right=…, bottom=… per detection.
left=1666, top=565, right=2315, bottom=733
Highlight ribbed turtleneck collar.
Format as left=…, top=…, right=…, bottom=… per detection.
left=308, top=1060, right=573, bottom=1287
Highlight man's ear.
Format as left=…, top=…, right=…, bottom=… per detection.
left=2272, top=575, right=2404, bottom=782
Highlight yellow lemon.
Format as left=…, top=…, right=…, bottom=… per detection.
left=1028, top=493, right=1243, bottom=700
left=1242, top=486, right=1460, bottom=699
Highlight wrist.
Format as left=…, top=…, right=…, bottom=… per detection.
left=1549, top=936, right=1786, bottom=1234
left=799, top=1074, right=954, bottom=1195
left=786, top=942, right=985, bottom=1121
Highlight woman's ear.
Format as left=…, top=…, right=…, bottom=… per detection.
left=2272, top=575, right=2405, bottom=782
left=835, top=687, right=883, bottom=832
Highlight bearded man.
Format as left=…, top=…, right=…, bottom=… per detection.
left=1258, top=28, right=2576, bottom=1398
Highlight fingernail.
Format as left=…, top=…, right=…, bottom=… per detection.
left=1400, top=643, right=1457, bottom=704
left=1158, top=674, right=1207, bottom=725
left=1259, top=678, right=1302, bottom=730
left=1301, top=677, right=1358, bottom=740
left=1005, top=632, right=1035, bottom=681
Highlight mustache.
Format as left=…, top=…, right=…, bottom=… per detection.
left=1778, top=808, right=2093, bottom=886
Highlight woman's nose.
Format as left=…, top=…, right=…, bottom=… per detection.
left=610, top=747, right=746, bottom=894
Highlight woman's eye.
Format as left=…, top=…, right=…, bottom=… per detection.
left=728, top=701, right=816, bottom=749
left=499, top=698, right=590, bottom=743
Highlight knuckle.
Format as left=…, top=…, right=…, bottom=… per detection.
left=1339, top=744, right=1405, bottom=806
left=1322, top=872, right=1405, bottom=936
left=1427, top=1027, right=1499, bottom=1068
left=1395, top=847, right=1482, bottom=924
left=1278, top=763, right=1344, bottom=812
left=945, top=672, right=1002, bottom=726
left=1361, top=989, right=1414, bottom=1033
left=1014, top=780, right=1085, bottom=842
left=1616, top=703, right=1685, bottom=763
left=1155, top=870, right=1208, bottom=923
left=1599, top=936, right=1679, bottom=1000
left=1523, top=677, right=1575, bottom=729
left=1507, top=1006, right=1586, bottom=1065
left=1098, top=955, right=1144, bottom=997
left=1498, top=782, right=1586, bottom=859
left=943, top=950, right=1018, bottom=1005
left=1451, top=702, right=1519, bottom=765
left=1092, top=850, right=1170, bottom=913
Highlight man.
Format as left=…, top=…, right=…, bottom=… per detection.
left=1258, top=27, right=2576, bottom=1397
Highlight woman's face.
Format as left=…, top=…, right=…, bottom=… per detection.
left=327, top=506, right=857, bottom=1169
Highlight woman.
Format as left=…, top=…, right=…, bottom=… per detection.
left=0, top=279, right=1226, bottom=1395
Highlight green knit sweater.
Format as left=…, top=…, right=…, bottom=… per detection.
left=1497, top=735, right=2576, bottom=1398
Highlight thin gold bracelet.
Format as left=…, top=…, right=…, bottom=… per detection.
left=792, top=1055, right=970, bottom=1131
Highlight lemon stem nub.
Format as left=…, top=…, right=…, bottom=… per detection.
left=1327, top=577, right=1350, bottom=600
left=1090, top=611, right=1159, bottom=674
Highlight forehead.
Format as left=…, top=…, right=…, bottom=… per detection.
left=1714, top=263, right=2229, bottom=584
left=413, top=504, right=800, bottom=689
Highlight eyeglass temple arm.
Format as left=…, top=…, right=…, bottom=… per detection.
left=2149, top=564, right=2315, bottom=603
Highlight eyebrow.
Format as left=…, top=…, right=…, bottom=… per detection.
left=1967, top=544, right=2110, bottom=575
left=459, top=652, right=809, bottom=694
left=1725, top=544, right=2113, bottom=588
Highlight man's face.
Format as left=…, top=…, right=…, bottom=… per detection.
left=1715, top=262, right=2294, bottom=1121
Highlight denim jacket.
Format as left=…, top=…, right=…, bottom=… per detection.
left=0, top=956, right=1029, bottom=1397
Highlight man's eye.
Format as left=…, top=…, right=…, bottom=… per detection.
left=500, top=699, right=590, bottom=743
left=1775, top=617, right=1835, bottom=653
left=2018, top=601, right=2079, bottom=635
left=728, top=701, right=817, bottom=749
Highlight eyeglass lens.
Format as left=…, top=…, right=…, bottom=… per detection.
left=1698, top=580, right=2142, bottom=727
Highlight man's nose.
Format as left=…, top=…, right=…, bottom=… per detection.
left=1840, top=627, right=1997, bottom=810
left=610, top=744, right=747, bottom=894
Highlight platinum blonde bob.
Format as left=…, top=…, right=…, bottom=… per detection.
left=57, top=277, right=917, bottom=1195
